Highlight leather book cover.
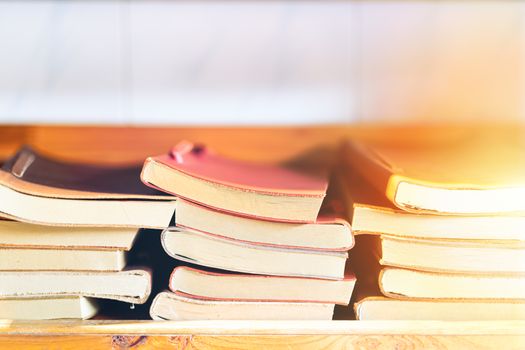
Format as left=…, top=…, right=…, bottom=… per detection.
left=0, top=146, right=170, bottom=199
left=141, top=141, right=328, bottom=222
left=342, top=126, right=525, bottom=214
left=143, top=141, right=328, bottom=196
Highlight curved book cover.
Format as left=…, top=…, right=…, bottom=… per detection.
left=342, top=126, right=525, bottom=215
left=141, top=141, right=328, bottom=223
left=0, top=147, right=177, bottom=228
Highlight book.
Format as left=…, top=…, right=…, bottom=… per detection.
left=355, top=296, right=525, bottom=321
left=0, top=219, right=139, bottom=250
left=338, top=167, right=525, bottom=242
left=0, top=248, right=126, bottom=271
left=0, top=146, right=177, bottom=228
left=379, top=235, right=525, bottom=274
left=379, top=267, right=525, bottom=300
left=161, top=229, right=348, bottom=279
left=0, top=297, right=98, bottom=320
left=169, top=266, right=356, bottom=305
left=351, top=203, right=525, bottom=242
left=174, top=199, right=353, bottom=251
left=0, top=269, right=151, bottom=304
left=141, top=141, right=328, bottom=223
left=150, top=291, right=335, bottom=320
left=342, top=126, right=525, bottom=215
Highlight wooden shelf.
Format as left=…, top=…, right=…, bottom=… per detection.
left=2, top=320, right=524, bottom=349
left=0, top=124, right=523, bottom=349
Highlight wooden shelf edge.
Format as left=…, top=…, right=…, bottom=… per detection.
left=1, top=320, right=524, bottom=336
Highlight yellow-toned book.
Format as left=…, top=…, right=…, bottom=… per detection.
left=342, top=126, right=525, bottom=215
left=378, top=235, right=525, bottom=274
left=351, top=203, right=525, bottom=241
left=0, top=297, right=98, bottom=320
left=355, top=296, right=525, bottom=321
left=150, top=291, right=336, bottom=321
left=379, top=267, right=525, bottom=300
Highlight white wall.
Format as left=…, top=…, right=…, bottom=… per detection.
left=0, top=1, right=523, bottom=125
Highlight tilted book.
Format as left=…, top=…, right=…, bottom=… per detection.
left=0, top=147, right=177, bottom=228
left=341, top=126, right=525, bottom=215
left=141, top=141, right=328, bottom=223
left=337, top=165, right=525, bottom=242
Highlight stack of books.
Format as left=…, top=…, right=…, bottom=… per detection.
left=340, top=127, right=525, bottom=320
left=141, top=141, right=356, bottom=320
left=0, top=147, right=177, bottom=319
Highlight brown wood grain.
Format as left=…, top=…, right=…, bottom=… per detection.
left=1, top=319, right=524, bottom=349
left=4, top=320, right=524, bottom=335
left=0, top=334, right=523, bottom=350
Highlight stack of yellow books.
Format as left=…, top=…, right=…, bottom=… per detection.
left=339, top=126, right=525, bottom=320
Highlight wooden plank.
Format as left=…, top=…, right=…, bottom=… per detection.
left=0, top=334, right=523, bottom=350
left=0, top=336, right=112, bottom=350
left=1, top=321, right=524, bottom=349
left=1, top=320, right=524, bottom=335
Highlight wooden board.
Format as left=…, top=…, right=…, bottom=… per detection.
left=0, top=320, right=524, bottom=349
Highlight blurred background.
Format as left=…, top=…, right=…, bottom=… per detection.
left=0, top=0, right=523, bottom=125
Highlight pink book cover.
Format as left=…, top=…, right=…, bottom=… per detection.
left=145, top=141, right=327, bottom=195
left=169, top=266, right=356, bottom=305
left=141, top=141, right=328, bottom=222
